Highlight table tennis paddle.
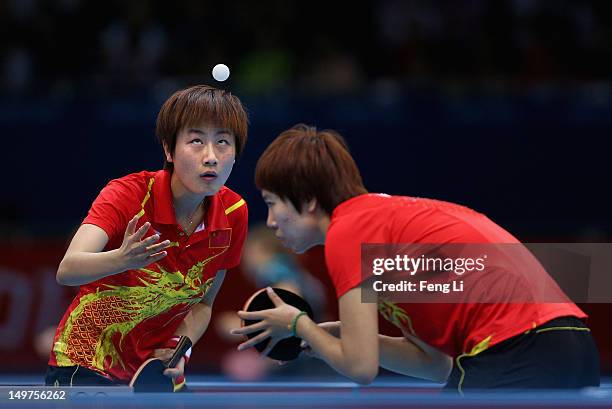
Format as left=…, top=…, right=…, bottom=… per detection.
left=242, top=288, right=314, bottom=361
left=129, top=335, right=192, bottom=393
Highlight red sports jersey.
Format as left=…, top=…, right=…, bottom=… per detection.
left=325, top=194, right=585, bottom=358
left=49, top=170, right=248, bottom=382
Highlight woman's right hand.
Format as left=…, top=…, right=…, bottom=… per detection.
left=116, top=216, right=171, bottom=271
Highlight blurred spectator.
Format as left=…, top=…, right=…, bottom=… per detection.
left=214, top=224, right=327, bottom=380
left=241, top=224, right=326, bottom=314
left=34, top=326, right=56, bottom=361
left=300, top=43, right=364, bottom=95
left=2, top=47, right=33, bottom=94
left=3, top=0, right=612, bottom=96
left=97, top=2, right=168, bottom=91
left=235, top=28, right=293, bottom=96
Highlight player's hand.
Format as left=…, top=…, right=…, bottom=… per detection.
left=301, top=321, right=341, bottom=359
left=116, top=216, right=171, bottom=271
left=232, top=287, right=302, bottom=356
left=152, top=348, right=185, bottom=381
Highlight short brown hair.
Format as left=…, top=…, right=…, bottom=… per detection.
left=156, top=85, right=248, bottom=169
left=255, top=124, right=367, bottom=215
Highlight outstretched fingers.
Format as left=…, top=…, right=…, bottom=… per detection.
left=261, top=337, right=281, bottom=357
left=231, top=321, right=267, bottom=336
left=132, top=221, right=151, bottom=242
left=124, top=215, right=140, bottom=239
left=237, top=310, right=267, bottom=320
left=237, top=330, right=271, bottom=351
left=266, top=287, right=286, bottom=307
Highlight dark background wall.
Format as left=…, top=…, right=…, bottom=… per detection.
left=2, top=90, right=612, bottom=240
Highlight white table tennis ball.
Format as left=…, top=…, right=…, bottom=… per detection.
left=212, top=64, right=230, bottom=81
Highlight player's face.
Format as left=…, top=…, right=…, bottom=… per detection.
left=261, top=190, right=321, bottom=254
left=166, top=124, right=235, bottom=197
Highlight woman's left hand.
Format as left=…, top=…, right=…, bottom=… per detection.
left=231, top=287, right=302, bottom=356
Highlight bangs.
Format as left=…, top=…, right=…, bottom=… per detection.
left=176, top=89, right=248, bottom=142
left=156, top=85, right=249, bottom=166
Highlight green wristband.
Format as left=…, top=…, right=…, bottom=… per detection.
left=290, top=311, right=308, bottom=337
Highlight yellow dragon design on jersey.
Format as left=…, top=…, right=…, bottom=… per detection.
left=378, top=299, right=416, bottom=337
left=53, top=260, right=215, bottom=371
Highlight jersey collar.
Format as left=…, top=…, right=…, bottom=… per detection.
left=151, top=169, right=229, bottom=231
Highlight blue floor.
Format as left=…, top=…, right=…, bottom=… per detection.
left=1, top=375, right=611, bottom=408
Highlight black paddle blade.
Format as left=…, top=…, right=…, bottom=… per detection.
left=243, top=288, right=314, bottom=361
left=131, top=359, right=174, bottom=393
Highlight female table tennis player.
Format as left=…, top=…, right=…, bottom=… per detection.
left=46, top=85, right=249, bottom=391
left=232, top=124, right=599, bottom=392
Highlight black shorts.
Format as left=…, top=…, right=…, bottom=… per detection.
left=44, top=365, right=190, bottom=392
left=45, top=365, right=117, bottom=387
left=445, top=316, right=600, bottom=392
